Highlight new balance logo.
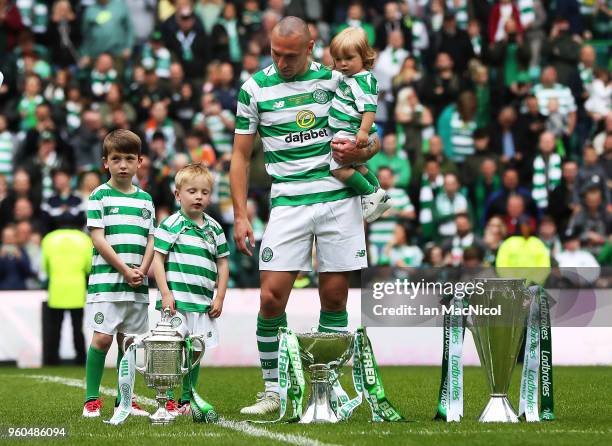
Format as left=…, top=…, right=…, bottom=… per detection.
left=355, top=250, right=366, bottom=258
left=273, top=101, right=285, bottom=108
left=110, top=207, right=119, bottom=214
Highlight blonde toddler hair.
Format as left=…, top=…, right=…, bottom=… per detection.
left=175, top=163, right=214, bottom=191
left=329, top=27, right=376, bottom=71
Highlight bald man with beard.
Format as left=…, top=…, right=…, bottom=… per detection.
left=231, top=16, right=380, bottom=415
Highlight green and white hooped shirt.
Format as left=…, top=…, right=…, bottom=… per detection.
left=236, top=61, right=358, bottom=208
left=86, top=183, right=156, bottom=303
left=328, top=70, right=378, bottom=137
left=154, top=211, right=229, bottom=313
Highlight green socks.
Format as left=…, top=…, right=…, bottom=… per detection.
left=363, top=169, right=380, bottom=188
left=85, top=346, right=107, bottom=402
left=318, top=309, right=349, bottom=333
left=257, top=313, right=287, bottom=393
left=345, top=171, right=376, bottom=195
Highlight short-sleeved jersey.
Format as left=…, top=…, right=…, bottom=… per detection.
left=328, top=71, right=378, bottom=136
left=154, top=211, right=229, bottom=313
left=235, top=61, right=358, bottom=208
left=533, top=83, right=577, bottom=116
left=86, top=183, right=155, bottom=303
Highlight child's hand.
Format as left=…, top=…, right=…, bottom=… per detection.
left=208, top=297, right=224, bottom=318
left=124, top=267, right=144, bottom=288
left=356, top=130, right=369, bottom=149
left=161, top=292, right=176, bottom=315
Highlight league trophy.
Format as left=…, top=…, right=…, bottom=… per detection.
left=124, top=309, right=205, bottom=425
left=468, top=278, right=532, bottom=422
left=295, top=332, right=354, bottom=423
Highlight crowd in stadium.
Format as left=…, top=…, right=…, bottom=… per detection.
left=0, top=0, right=610, bottom=290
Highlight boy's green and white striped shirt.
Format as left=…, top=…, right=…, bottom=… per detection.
left=154, top=211, right=229, bottom=313
left=86, top=183, right=155, bottom=303
left=236, top=61, right=358, bottom=208
left=328, top=71, right=378, bottom=136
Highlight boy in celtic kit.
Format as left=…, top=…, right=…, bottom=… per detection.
left=83, top=130, right=155, bottom=417
left=153, top=163, right=229, bottom=415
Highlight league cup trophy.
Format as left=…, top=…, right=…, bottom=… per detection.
left=468, top=278, right=532, bottom=422
left=295, top=332, right=354, bottom=423
left=124, top=309, right=205, bottom=425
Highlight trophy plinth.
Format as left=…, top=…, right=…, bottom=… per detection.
left=468, top=278, right=532, bottom=423
left=295, top=332, right=354, bottom=424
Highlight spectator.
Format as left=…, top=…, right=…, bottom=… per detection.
left=503, top=193, right=537, bottom=234
left=516, top=94, right=547, bottom=156
left=416, top=155, right=445, bottom=242
left=169, top=82, right=198, bottom=132
left=0, top=0, right=24, bottom=54
left=488, top=0, right=523, bottom=43
left=163, top=5, right=208, bottom=81
left=384, top=224, right=424, bottom=267
left=140, top=30, right=172, bottom=79
left=469, top=157, right=502, bottom=225
left=17, top=74, right=44, bottom=131
left=368, top=166, right=416, bottom=265
left=442, top=212, right=486, bottom=265
left=436, top=13, right=474, bottom=75
left=542, top=16, right=580, bottom=87
left=485, top=167, right=537, bottom=221
left=419, top=52, right=462, bottom=120
left=433, top=172, right=469, bottom=240
left=0, top=168, right=37, bottom=229
left=98, top=83, right=137, bottom=129
left=374, top=1, right=411, bottom=51
left=483, top=215, right=507, bottom=264
left=46, top=0, right=80, bottom=68
left=79, top=0, right=134, bottom=69
left=463, top=128, right=497, bottom=186
left=574, top=145, right=610, bottom=207
left=0, top=114, right=16, bottom=183
left=141, top=101, right=184, bottom=156
left=538, top=214, right=562, bottom=259
left=126, top=0, right=157, bottom=47
left=69, top=109, right=104, bottom=173
left=568, top=184, right=612, bottom=256
left=394, top=86, right=434, bottom=162
left=0, top=224, right=31, bottom=290
left=555, top=225, right=600, bottom=286
left=40, top=167, right=84, bottom=232
left=366, top=133, right=410, bottom=189
left=211, top=2, right=247, bottom=66
left=532, top=131, right=563, bottom=211
left=437, top=90, right=478, bottom=163
left=410, top=135, right=457, bottom=185
left=547, top=159, right=580, bottom=233
left=15, top=219, right=41, bottom=289
left=212, top=62, right=238, bottom=112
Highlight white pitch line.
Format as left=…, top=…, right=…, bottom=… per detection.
left=9, top=374, right=340, bottom=446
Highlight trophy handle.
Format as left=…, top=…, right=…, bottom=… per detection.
left=189, top=336, right=206, bottom=370
left=122, top=335, right=146, bottom=375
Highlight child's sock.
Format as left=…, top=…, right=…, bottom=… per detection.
left=362, top=169, right=380, bottom=188
left=85, top=346, right=107, bottom=402
left=345, top=171, right=375, bottom=195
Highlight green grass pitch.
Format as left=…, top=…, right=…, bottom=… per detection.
left=0, top=366, right=610, bottom=446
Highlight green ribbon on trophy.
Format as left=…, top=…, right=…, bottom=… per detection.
left=185, top=337, right=219, bottom=423
left=434, top=298, right=464, bottom=422
left=519, top=286, right=555, bottom=421
left=268, top=327, right=404, bottom=423
left=335, top=327, right=405, bottom=422
left=105, top=335, right=145, bottom=425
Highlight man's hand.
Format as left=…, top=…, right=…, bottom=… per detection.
left=161, top=292, right=176, bottom=315
left=209, top=297, right=224, bottom=318
left=233, top=216, right=255, bottom=256
left=331, top=137, right=376, bottom=165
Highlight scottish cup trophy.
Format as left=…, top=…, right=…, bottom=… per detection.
left=124, top=309, right=204, bottom=424
left=468, top=278, right=532, bottom=422
left=295, top=332, right=354, bottom=423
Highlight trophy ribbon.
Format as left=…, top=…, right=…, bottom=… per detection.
left=336, top=327, right=405, bottom=422
left=104, top=334, right=146, bottom=425
left=185, top=336, right=219, bottom=423
left=434, top=298, right=464, bottom=422
left=519, top=286, right=555, bottom=421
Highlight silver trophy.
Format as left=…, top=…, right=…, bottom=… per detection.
left=295, top=332, right=354, bottom=423
left=124, top=309, right=205, bottom=425
left=468, top=278, right=532, bottom=422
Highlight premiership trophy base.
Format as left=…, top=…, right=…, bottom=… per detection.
left=478, top=395, right=519, bottom=423
left=300, top=369, right=339, bottom=424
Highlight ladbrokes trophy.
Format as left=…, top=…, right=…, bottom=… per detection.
left=468, top=278, right=532, bottom=422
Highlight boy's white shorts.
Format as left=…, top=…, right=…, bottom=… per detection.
left=86, top=301, right=149, bottom=336
left=165, top=309, right=219, bottom=350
